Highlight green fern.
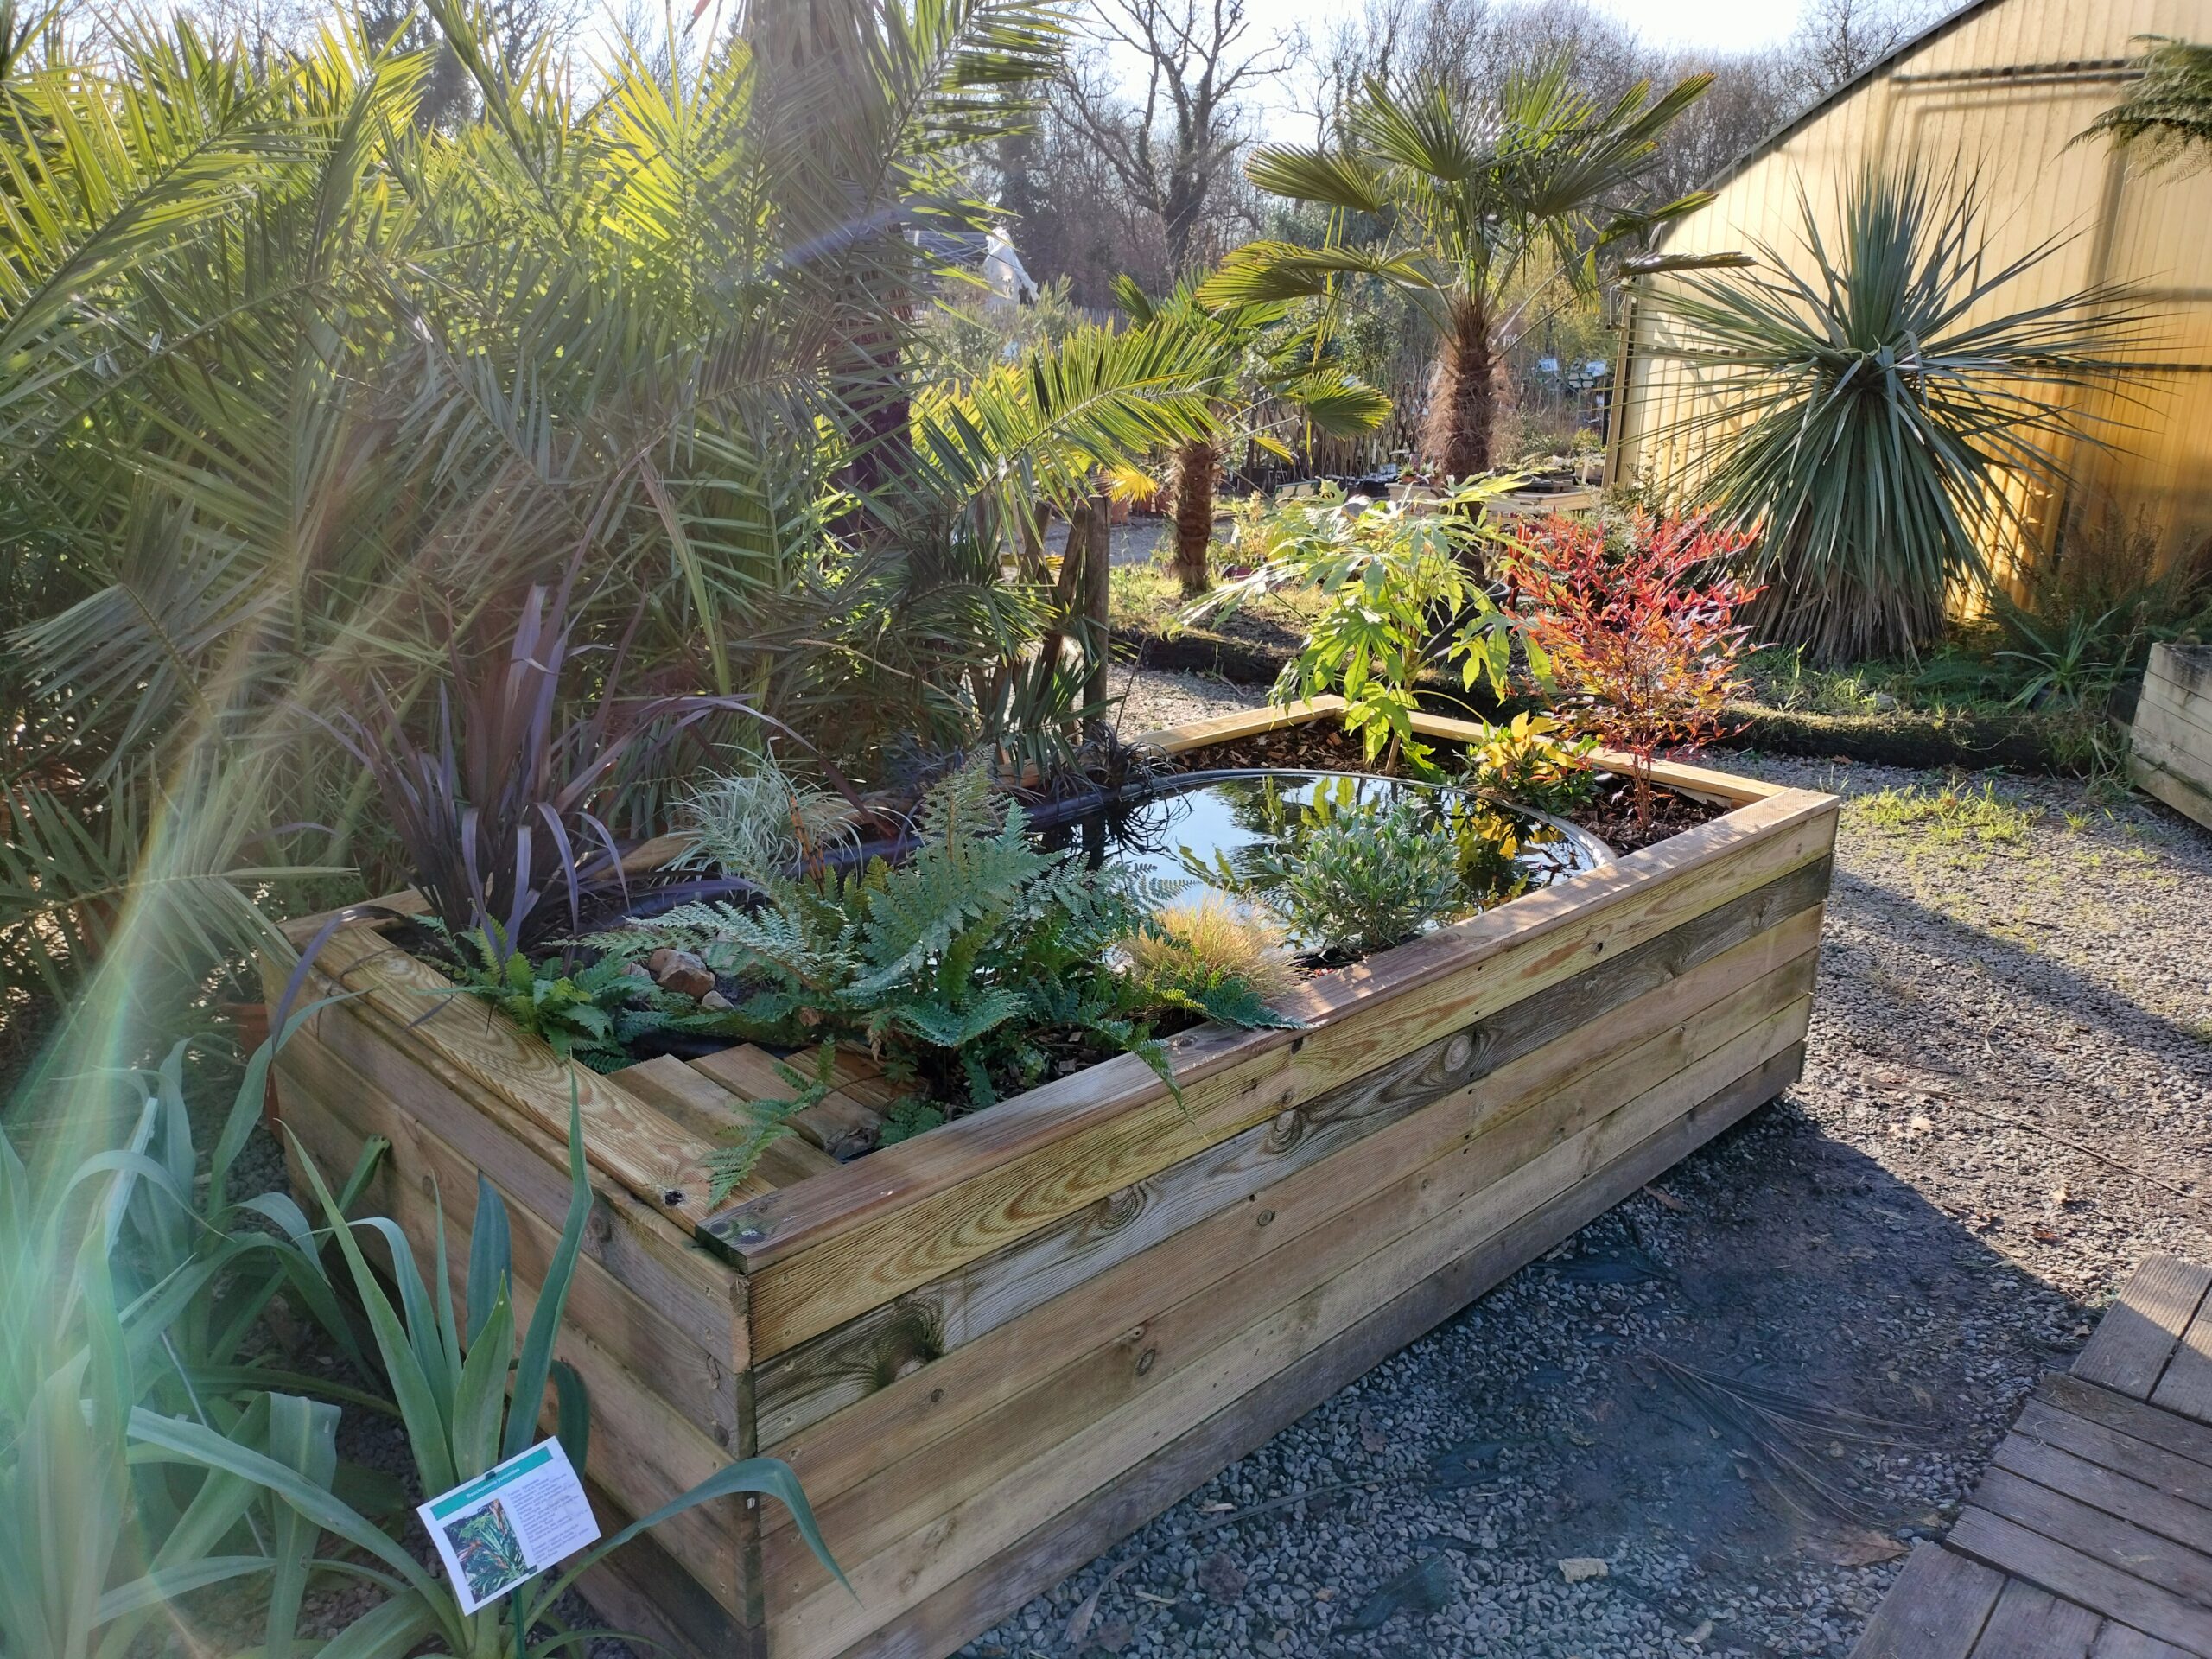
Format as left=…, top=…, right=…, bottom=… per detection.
left=582, top=766, right=1293, bottom=1131
left=426, top=921, right=671, bottom=1072
left=700, top=1048, right=836, bottom=1206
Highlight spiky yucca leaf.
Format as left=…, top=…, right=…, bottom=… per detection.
left=1639, top=163, right=2152, bottom=663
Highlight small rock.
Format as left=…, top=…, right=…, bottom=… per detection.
left=699, top=989, right=733, bottom=1012
left=648, top=948, right=715, bottom=999
left=1558, top=1557, right=1609, bottom=1583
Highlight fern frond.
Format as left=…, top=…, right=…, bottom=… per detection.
left=701, top=1048, right=837, bottom=1206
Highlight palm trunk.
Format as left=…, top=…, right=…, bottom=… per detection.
left=1422, top=300, right=1494, bottom=482
left=1171, top=441, right=1216, bottom=598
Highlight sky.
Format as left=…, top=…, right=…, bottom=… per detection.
left=1231, top=0, right=1812, bottom=58
left=1135, top=0, right=1818, bottom=140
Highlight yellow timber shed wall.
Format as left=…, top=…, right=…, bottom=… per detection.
left=1609, top=0, right=2212, bottom=581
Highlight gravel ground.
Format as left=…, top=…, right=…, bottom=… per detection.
left=955, top=668, right=2212, bottom=1659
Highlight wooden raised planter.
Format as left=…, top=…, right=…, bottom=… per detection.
left=268, top=700, right=1840, bottom=1659
left=2133, top=642, right=2212, bottom=832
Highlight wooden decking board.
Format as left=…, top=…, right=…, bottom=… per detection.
left=1971, top=1578, right=2101, bottom=1656
left=2014, top=1395, right=2212, bottom=1516
left=1990, top=1437, right=2212, bottom=1557
left=2074, top=1258, right=2212, bottom=1402
left=1968, top=1466, right=2212, bottom=1610
left=1852, top=1258, right=2212, bottom=1659
left=2092, top=1624, right=2202, bottom=1659
left=1848, top=1542, right=2001, bottom=1658
left=2038, top=1374, right=2212, bottom=1474
left=1946, top=1506, right=2212, bottom=1656
left=2152, top=1299, right=2212, bottom=1427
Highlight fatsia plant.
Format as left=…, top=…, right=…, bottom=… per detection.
left=1203, top=60, right=1712, bottom=479
left=1636, top=164, right=2152, bottom=664
left=1112, top=276, right=1389, bottom=596
left=134, top=1097, right=848, bottom=1658
left=1186, top=479, right=1524, bottom=776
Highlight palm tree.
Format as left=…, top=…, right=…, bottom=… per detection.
left=0, top=0, right=1228, bottom=1014
left=1200, top=60, right=1713, bottom=480
left=1113, top=277, right=1389, bottom=595
left=1635, top=164, right=2151, bottom=664
left=2083, top=36, right=2212, bottom=168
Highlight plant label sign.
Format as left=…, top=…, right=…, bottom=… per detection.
left=419, top=1440, right=601, bottom=1613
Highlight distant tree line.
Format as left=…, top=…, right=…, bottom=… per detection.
left=993, top=0, right=1948, bottom=308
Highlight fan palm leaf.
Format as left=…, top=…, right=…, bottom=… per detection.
left=1206, top=60, right=1710, bottom=479
left=2082, top=35, right=2212, bottom=169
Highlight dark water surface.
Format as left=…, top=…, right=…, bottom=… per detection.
left=1035, top=768, right=1614, bottom=953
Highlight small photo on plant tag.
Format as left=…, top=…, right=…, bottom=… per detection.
left=419, top=1440, right=601, bottom=1614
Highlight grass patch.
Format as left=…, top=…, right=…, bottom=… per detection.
left=1857, top=780, right=2041, bottom=846
left=1109, top=561, right=1326, bottom=640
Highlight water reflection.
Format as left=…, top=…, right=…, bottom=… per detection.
left=1036, top=769, right=1613, bottom=955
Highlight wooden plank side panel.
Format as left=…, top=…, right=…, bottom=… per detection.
left=725, top=791, right=1839, bottom=1357
left=764, top=949, right=1818, bottom=1520
left=2136, top=690, right=2212, bottom=760
left=756, top=963, right=1818, bottom=1588
left=282, top=982, right=740, bottom=1361
left=756, top=893, right=1824, bottom=1460
left=817, top=1042, right=1802, bottom=1659
left=305, top=924, right=721, bottom=1230
left=1847, top=1543, right=2002, bottom=1659
left=2132, top=750, right=2212, bottom=834
left=2074, top=1258, right=2212, bottom=1401
left=274, top=1029, right=740, bottom=1440
left=578, top=1479, right=764, bottom=1659
left=766, top=1020, right=1810, bottom=1653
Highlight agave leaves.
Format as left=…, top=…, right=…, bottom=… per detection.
left=1636, top=163, right=2155, bottom=664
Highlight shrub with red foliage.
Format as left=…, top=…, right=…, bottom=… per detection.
left=1499, top=512, right=1764, bottom=830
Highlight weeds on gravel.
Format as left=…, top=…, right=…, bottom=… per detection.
left=1857, top=780, right=2039, bottom=846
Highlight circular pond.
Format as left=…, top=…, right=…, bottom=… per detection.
left=1036, top=768, right=1615, bottom=956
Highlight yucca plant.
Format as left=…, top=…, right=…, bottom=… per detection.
left=1637, top=164, right=2152, bottom=664
left=1203, top=60, right=1713, bottom=480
